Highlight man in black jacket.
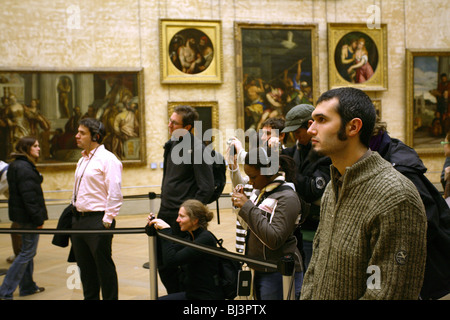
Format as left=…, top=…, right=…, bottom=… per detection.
left=281, top=104, right=332, bottom=269
left=157, top=105, right=214, bottom=293
left=370, top=122, right=450, bottom=300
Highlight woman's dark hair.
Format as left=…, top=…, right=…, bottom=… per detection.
left=181, top=199, right=214, bottom=229
left=244, top=147, right=296, bottom=180
left=15, top=136, right=38, bottom=156
left=14, top=136, right=38, bottom=162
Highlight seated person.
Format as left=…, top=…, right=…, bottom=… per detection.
left=147, top=199, right=224, bottom=300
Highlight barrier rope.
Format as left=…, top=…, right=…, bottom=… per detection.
left=0, top=226, right=278, bottom=270
left=0, top=192, right=296, bottom=299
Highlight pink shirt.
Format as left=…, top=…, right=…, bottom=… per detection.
left=73, top=145, right=123, bottom=223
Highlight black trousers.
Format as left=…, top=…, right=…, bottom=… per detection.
left=71, top=212, right=118, bottom=300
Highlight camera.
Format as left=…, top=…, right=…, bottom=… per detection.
left=227, top=138, right=236, bottom=155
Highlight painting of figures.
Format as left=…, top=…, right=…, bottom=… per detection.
left=0, top=70, right=145, bottom=165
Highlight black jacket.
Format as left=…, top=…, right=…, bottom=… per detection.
left=373, top=132, right=450, bottom=299
left=160, top=133, right=214, bottom=212
left=159, top=227, right=224, bottom=300
left=7, top=155, right=48, bottom=228
left=282, top=142, right=331, bottom=231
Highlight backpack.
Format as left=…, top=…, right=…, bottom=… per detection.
left=207, top=149, right=226, bottom=204
left=0, top=161, right=8, bottom=197
left=213, top=234, right=241, bottom=300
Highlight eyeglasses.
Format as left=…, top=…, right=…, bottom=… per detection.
left=169, top=119, right=182, bottom=126
left=441, top=141, right=450, bottom=145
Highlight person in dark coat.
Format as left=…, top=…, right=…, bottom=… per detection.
left=0, top=136, right=48, bottom=300
left=370, top=121, right=450, bottom=300
left=281, top=104, right=332, bottom=269
left=148, top=199, right=223, bottom=300
left=156, top=105, right=214, bottom=293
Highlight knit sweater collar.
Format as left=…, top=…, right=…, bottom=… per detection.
left=330, top=150, right=388, bottom=191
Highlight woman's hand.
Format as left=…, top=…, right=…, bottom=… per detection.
left=147, top=214, right=170, bottom=230
left=231, top=184, right=248, bottom=209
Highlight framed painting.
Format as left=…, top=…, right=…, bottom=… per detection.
left=372, top=98, right=382, bottom=119
left=406, top=49, right=450, bottom=154
left=167, top=101, right=219, bottom=145
left=160, top=19, right=223, bottom=84
left=328, top=23, right=388, bottom=91
left=234, top=22, right=319, bottom=137
left=0, top=68, right=146, bottom=166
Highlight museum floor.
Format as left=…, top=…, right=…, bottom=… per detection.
left=0, top=208, right=239, bottom=300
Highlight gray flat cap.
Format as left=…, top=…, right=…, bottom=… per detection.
left=282, top=104, right=315, bottom=133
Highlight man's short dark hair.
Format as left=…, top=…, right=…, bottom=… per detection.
left=79, top=118, right=105, bottom=143
left=261, top=117, right=285, bottom=131
left=174, top=105, right=199, bottom=129
left=317, top=87, right=376, bottom=148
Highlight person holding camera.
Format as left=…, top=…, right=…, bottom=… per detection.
left=70, top=118, right=123, bottom=300
left=147, top=199, right=224, bottom=300
left=232, top=147, right=304, bottom=300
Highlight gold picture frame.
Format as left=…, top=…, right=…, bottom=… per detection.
left=372, top=98, right=382, bottom=119
left=0, top=68, right=146, bottom=166
left=160, top=19, right=223, bottom=84
left=405, top=49, right=450, bottom=154
left=234, top=22, right=319, bottom=133
left=328, top=23, right=388, bottom=91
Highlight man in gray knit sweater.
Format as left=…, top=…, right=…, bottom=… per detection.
left=300, top=88, right=427, bottom=300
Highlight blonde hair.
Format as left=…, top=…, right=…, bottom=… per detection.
left=181, top=199, right=214, bottom=229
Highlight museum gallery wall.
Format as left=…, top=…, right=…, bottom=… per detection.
left=0, top=0, right=449, bottom=201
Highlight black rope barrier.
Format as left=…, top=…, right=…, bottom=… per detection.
left=0, top=227, right=146, bottom=235
left=153, top=229, right=278, bottom=270
left=0, top=226, right=278, bottom=270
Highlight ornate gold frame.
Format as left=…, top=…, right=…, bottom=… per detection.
left=234, top=22, right=319, bottom=131
left=327, top=23, right=388, bottom=91
left=160, top=19, right=223, bottom=84
left=405, top=49, right=450, bottom=155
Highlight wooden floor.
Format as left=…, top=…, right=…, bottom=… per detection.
left=0, top=208, right=240, bottom=300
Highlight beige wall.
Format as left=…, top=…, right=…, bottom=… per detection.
left=0, top=0, right=449, bottom=203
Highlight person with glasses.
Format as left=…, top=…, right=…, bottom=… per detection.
left=157, top=105, right=214, bottom=294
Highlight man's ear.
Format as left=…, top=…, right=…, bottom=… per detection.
left=347, top=118, right=363, bottom=137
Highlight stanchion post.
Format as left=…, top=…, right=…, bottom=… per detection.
left=147, top=231, right=158, bottom=300
left=147, top=192, right=158, bottom=300
left=278, top=254, right=295, bottom=300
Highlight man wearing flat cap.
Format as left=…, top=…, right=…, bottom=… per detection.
left=281, top=104, right=332, bottom=270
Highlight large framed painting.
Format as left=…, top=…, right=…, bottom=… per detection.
left=406, top=49, right=450, bottom=154
left=328, top=23, right=388, bottom=91
left=0, top=68, right=146, bottom=166
left=234, top=22, right=319, bottom=137
left=160, top=19, right=223, bottom=84
left=167, top=101, right=219, bottom=145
